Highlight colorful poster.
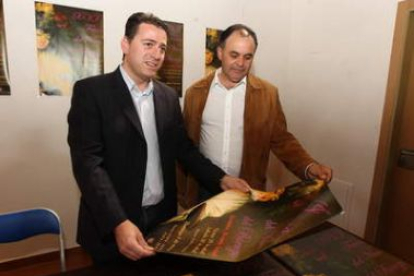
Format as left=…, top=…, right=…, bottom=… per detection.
left=147, top=180, right=343, bottom=262
left=205, top=28, right=222, bottom=76
left=0, top=0, right=10, bottom=95
left=272, top=225, right=414, bottom=276
left=35, top=2, right=103, bottom=96
left=157, top=21, right=183, bottom=97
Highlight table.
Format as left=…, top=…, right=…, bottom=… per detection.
left=272, top=223, right=414, bottom=276
left=51, top=224, right=414, bottom=276
left=51, top=251, right=294, bottom=276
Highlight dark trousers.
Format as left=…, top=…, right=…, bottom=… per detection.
left=198, top=185, right=215, bottom=203
left=140, top=201, right=170, bottom=235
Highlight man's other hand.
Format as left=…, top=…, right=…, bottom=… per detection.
left=307, top=163, right=333, bottom=183
left=220, top=175, right=250, bottom=193
left=114, top=220, right=155, bottom=261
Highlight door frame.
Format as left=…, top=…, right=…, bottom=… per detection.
left=365, top=0, right=414, bottom=243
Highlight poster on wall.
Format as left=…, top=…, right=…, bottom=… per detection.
left=0, top=0, right=10, bottom=96
left=35, top=2, right=103, bottom=96
left=157, top=21, right=183, bottom=97
left=205, top=28, right=222, bottom=76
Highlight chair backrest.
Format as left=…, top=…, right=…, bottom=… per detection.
left=0, top=208, right=66, bottom=272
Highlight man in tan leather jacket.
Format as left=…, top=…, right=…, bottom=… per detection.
left=177, top=24, right=332, bottom=209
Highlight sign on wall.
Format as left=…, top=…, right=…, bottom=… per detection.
left=35, top=2, right=103, bottom=96
left=157, top=21, right=183, bottom=97
left=0, top=0, right=10, bottom=96
left=205, top=28, right=222, bottom=76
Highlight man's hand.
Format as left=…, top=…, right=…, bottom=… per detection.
left=114, top=220, right=155, bottom=261
left=307, top=163, right=333, bottom=183
left=220, top=175, right=250, bottom=193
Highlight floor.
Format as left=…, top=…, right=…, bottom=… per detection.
left=0, top=247, right=92, bottom=276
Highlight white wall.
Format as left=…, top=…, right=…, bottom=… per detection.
left=243, top=0, right=399, bottom=235
left=0, top=0, right=400, bottom=261
left=283, top=0, right=398, bottom=235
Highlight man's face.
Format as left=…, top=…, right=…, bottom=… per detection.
left=121, top=23, right=167, bottom=85
left=217, top=32, right=256, bottom=88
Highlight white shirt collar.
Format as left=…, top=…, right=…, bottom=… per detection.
left=212, top=67, right=247, bottom=89
left=119, top=64, right=154, bottom=96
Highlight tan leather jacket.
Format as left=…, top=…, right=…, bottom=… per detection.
left=177, top=73, right=315, bottom=208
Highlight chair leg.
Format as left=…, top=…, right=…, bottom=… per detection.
left=59, top=234, right=66, bottom=272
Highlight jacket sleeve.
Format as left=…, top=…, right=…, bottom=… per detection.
left=67, top=80, right=127, bottom=238
left=270, top=88, right=315, bottom=179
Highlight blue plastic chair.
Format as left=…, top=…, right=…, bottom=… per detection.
left=0, top=208, right=66, bottom=272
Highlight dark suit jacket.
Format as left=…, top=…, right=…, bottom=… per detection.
left=67, top=68, right=224, bottom=260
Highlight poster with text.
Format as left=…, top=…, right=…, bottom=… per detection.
left=147, top=180, right=343, bottom=262
left=157, top=21, right=183, bottom=97
left=0, top=0, right=10, bottom=95
left=205, top=28, right=222, bottom=76
left=35, top=2, right=103, bottom=96
left=272, top=225, right=414, bottom=276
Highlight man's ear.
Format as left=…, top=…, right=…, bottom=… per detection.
left=121, top=37, right=130, bottom=55
left=217, top=46, right=223, bottom=61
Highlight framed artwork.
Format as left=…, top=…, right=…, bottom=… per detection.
left=157, top=21, right=183, bottom=97
left=0, top=0, right=10, bottom=95
left=35, top=2, right=103, bottom=96
left=205, top=28, right=222, bottom=76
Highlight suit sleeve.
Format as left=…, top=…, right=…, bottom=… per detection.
left=67, top=81, right=127, bottom=238
left=173, top=96, right=224, bottom=194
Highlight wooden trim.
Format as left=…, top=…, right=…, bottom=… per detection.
left=0, top=247, right=91, bottom=272
left=365, top=0, right=414, bottom=243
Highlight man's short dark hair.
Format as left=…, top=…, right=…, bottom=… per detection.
left=218, top=24, right=258, bottom=49
left=124, top=12, right=169, bottom=40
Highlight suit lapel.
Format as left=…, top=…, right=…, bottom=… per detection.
left=111, top=68, right=145, bottom=138
left=153, top=81, right=166, bottom=139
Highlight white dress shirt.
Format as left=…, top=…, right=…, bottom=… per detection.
left=199, top=69, right=246, bottom=177
left=120, top=65, right=164, bottom=206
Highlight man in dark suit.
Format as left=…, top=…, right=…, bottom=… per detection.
left=68, top=12, right=249, bottom=263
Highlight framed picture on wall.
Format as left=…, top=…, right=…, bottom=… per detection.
left=205, top=28, right=222, bottom=76
left=0, top=0, right=10, bottom=96
left=157, top=21, right=183, bottom=97
left=35, top=2, right=103, bottom=96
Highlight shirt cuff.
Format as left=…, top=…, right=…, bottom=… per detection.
left=304, top=162, right=317, bottom=179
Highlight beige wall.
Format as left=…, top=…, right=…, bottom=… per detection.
left=277, top=0, right=398, bottom=236
left=0, top=0, right=400, bottom=261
